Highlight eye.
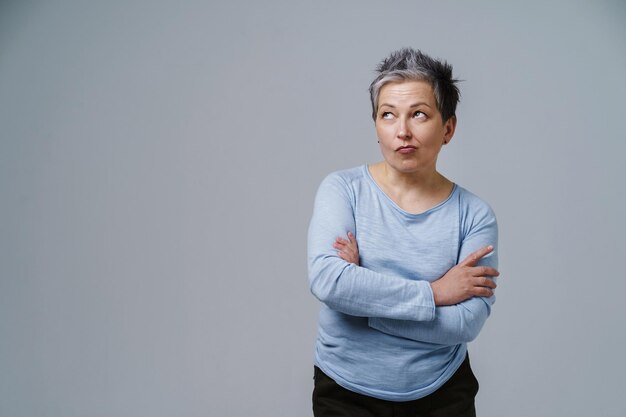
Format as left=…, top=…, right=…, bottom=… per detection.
left=380, top=111, right=394, bottom=120
left=413, top=111, right=426, bottom=119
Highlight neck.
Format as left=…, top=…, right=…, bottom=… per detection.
left=368, top=162, right=454, bottom=214
left=380, top=162, right=449, bottom=193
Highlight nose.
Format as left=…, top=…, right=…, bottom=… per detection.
left=397, top=117, right=411, bottom=140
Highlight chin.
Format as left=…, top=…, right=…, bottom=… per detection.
left=395, top=161, right=421, bottom=172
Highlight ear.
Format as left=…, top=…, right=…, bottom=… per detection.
left=442, top=116, right=457, bottom=145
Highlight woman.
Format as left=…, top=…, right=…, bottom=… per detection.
left=307, top=48, right=500, bottom=416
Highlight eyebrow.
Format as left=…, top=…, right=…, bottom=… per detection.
left=379, top=102, right=432, bottom=109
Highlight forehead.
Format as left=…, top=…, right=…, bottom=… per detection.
left=378, top=80, right=436, bottom=106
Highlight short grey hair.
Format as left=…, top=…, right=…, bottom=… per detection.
left=369, top=48, right=460, bottom=122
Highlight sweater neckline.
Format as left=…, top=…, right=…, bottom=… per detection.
left=362, top=164, right=458, bottom=217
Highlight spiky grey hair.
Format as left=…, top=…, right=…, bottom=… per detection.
left=368, top=48, right=460, bottom=122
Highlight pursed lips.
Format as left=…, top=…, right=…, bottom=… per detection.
left=396, top=145, right=417, bottom=153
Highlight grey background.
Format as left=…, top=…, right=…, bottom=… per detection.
left=1, top=0, right=625, bottom=416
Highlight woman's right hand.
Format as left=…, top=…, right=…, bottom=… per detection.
left=431, top=245, right=499, bottom=306
left=333, top=232, right=360, bottom=266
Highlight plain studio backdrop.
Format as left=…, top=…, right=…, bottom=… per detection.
left=1, top=1, right=625, bottom=416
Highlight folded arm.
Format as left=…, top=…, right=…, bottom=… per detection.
left=308, top=174, right=436, bottom=321
left=367, top=206, right=499, bottom=345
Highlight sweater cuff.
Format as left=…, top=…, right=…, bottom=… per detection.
left=413, top=280, right=436, bottom=321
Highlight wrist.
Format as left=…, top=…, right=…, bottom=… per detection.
left=430, top=282, right=440, bottom=306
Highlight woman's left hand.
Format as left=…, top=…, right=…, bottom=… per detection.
left=333, top=232, right=360, bottom=265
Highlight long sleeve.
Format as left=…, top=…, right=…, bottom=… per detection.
left=308, top=173, right=436, bottom=321
left=367, top=201, right=498, bottom=345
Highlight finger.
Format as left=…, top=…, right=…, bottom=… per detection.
left=478, top=277, right=497, bottom=289
left=460, top=245, right=494, bottom=267
left=337, top=251, right=351, bottom=261
left=335, top=246, right=349, bottom=254
left=474, top=287, right=494, bottom=298
left=471, top=266, right=500, bottom=277
left=337, top=249, right=356, bottom=263
left=347, top=232, right=357, bottom=245
left=333, top=242, right=347, bottom=250
left=334, top=238, right=349, bottom=246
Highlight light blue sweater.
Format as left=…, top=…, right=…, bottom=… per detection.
left=308, top=165, right=498, bottom=401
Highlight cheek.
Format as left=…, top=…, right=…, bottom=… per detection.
left=375, top=124, right=392, bottom=142
left=374, top=123, right=383, bottom=138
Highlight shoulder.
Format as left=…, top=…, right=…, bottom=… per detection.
left=314, top=165, right=371, bottom=209
left=455, top=185, right=497, bottom=231
left=312, top=166, right=367, bottom=215
left=317, top=165, right=367, bottom=196
left=456, top=185, right=496, bottom=216
left=320, top=165, right=366, bottom=186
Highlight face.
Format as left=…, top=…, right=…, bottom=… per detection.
left=375, top=80, right=456, bottom=175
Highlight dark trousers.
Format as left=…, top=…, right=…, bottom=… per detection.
left=313, top=354, right=479, bottom=417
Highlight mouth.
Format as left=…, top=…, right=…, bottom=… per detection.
left=396, top=145, right=417, bottom=154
